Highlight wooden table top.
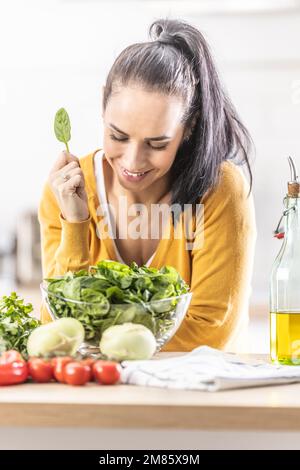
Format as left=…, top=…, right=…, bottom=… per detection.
left=0, top=352, right=300, bottom=430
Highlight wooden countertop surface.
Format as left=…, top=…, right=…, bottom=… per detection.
left=0, top=352, right=299, bottom=431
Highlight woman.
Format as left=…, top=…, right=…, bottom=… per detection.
left=38, top=18, right=256, bottom=352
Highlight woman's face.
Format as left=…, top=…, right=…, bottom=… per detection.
left=102, top=85, right=186, bottom=191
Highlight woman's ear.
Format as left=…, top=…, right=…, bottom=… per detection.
left=183, top=127, right=192, bottom=142
left=183, top=112, right=199, bottom=141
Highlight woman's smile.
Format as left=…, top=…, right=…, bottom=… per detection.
left=121, top=165, right=153, bottom=182
left=113, top=159, right=155, bottom=183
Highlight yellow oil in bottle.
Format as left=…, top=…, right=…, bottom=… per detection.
left=270, top=312, right=300, bottom=364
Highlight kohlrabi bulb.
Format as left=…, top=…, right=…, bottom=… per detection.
left=99, top=323, right=156, bottom=361
left=27, top=318, right=84, bottom=357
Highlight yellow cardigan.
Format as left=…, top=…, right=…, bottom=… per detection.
left=38, top=149, right=256, bottom=352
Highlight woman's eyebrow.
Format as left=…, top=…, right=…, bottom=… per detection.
left=109, top=123, right=171, bottom=141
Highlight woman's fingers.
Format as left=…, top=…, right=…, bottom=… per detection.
left=55, top=168, right=84, bottom=189
left=48, top=152, right=89, bottom=222
left=57, top=174, right=85, bottom=196
left=49, top=161, right=79, bottom=185
left=61, top=166, right=83, bottom=180
left=51, top=151, right=79, bottom=173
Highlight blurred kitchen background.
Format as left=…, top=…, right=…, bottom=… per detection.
left=1, top=0, right=300, bottom=353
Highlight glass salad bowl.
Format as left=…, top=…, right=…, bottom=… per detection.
left=40, top=281, right=192, bottom=356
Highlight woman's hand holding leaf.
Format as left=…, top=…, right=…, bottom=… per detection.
left=50, top=108, right=89, bottom=223
left=48, top=151, right=90, bottom=223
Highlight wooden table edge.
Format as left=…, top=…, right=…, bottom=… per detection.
left=0, top=402, right=299, bottom=430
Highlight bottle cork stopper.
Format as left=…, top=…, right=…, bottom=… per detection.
left=288, top=181, right=300, bottom=197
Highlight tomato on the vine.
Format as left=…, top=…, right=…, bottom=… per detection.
left=63, top=362, right=91, bottom=386
left=93, top=360, right=121, bottom=385
left=80, top=358, right=95, bottom=381
left=0, top=350, right=28, bottom=386
left=28, top=358, right=54, bottom=383
left=51, top=356, right=73, bottom=383
left=0, top=350, right=24, bottom=364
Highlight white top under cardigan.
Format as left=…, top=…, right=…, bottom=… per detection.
left=94, top=149, right=156, bottom=267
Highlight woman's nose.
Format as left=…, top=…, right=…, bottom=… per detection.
left=122, top=144, right=148, bottom=171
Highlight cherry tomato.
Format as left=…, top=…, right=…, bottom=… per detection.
left=51, top=357, right=73, bottom=383
left=81, top=358, right=95, bottom=368
left=0, top=350, right=28, bottom=386
left=0, top=350, right=24, bottom=364
left=0, top=361, right=28, bottom=386
left=63, top=362, right=91, bottom=386
left=93, top=360, right=121, bottom=385
left=28, top=358, right=54, bottom=383
left=80, top=358, right=95, bottom=381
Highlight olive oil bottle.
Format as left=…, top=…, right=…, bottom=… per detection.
left=270, top=157, right=300, bottom=364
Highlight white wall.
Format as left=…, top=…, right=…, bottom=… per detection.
left=1, top=1, right=300, bottom=304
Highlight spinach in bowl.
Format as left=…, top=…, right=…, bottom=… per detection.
left=43, top=260, right=191, bottom=344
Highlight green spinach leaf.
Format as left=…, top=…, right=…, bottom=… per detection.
left=54, top=107, right=71, bottom=153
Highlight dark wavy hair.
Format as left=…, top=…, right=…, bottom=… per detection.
left=102, top=18, right=253, bottom=217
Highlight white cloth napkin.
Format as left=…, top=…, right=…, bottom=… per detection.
left=121, top=346, right=300, bottom=391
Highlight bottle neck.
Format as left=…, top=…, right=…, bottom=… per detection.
left=285, top=197, right=300, bottom=236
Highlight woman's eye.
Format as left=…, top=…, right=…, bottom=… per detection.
left=109, top=134, right=167, bottom=151
left=150, top=143, right=168, bottom=151
left=109, top=134, right=127, bottom=142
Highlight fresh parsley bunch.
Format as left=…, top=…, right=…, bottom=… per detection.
left=0, top=292, right=41, bottom=358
